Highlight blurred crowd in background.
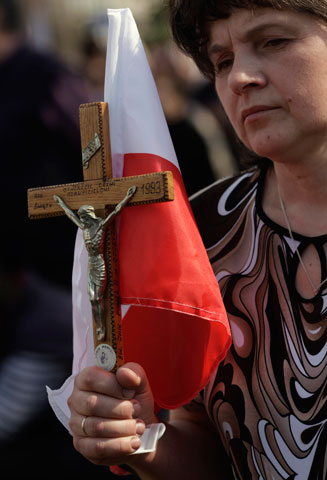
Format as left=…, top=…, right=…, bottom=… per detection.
left=0, top=0, right=242, bottom=477
left=23, top=0, right=242, bottom=188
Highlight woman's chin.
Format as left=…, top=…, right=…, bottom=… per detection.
left=247, top=138, right=284, bottom=161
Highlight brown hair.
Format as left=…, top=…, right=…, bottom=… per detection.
left=169, top=0, right=327, bottom=82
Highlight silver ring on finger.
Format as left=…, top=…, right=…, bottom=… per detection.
left=81, top=416, right=88, bottom=436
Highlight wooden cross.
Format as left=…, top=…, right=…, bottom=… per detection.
left=27, top=102, right=174, bottom=371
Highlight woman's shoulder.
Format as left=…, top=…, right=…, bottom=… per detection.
left=191, top=166, right=260, bottom=201
left=190, top=167, right=263, bottom=249
left=190, top=167, right=261, bottom=226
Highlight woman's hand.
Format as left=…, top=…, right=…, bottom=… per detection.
left=68, top=362, right=157, bottom=467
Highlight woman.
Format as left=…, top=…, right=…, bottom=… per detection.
left=67, top=1, right=327, bottom=478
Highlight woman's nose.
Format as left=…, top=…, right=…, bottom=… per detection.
left=228, top=56, right=267, bottom=95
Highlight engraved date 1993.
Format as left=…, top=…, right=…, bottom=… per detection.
left=141, top=181, right=161, bottom=195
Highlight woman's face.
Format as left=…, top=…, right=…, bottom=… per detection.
left=208, top=8, right=327, bottom=164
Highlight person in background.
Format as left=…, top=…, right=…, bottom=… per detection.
left=67, top=0, right=327, bottom=478
left=149, top=38, right=241, bottom=186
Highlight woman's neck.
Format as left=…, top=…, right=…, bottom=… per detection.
left=262, top=161, right=327, bottom=237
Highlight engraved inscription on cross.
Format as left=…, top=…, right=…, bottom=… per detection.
left=27, top=102, right=174, bottom=371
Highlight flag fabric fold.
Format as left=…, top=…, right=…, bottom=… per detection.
left=48, top=8, right=231, bottom=425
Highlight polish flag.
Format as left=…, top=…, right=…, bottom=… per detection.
left=48, top=8, right=230, bottom=428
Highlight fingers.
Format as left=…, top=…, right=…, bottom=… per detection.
left=73, top=434, right=142, bottom=466
left=72, top=414, right=146, bottom=439
left=116, top=363, right=156, bottom=425
left=68, top=365, right=146, bottom=437
left=116, top=362, right=147, bottom=392
left=71, top=414, right=146, bottom=466
left=67, top=364, right=155, bottom=467
left=69, top=389, right=141, bottom=419
left=74, top=366, right=129, bottom=399
left=74, top=364, right=146, bottom=399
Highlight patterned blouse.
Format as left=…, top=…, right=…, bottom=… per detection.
left=191, top=166, right=327, bottom=479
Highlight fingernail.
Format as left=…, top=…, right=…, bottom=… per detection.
left=136, top=420, right=146, bottom=435
left=122, top=389, right=135, bottom=399
left=132, top=400, right=141, bottom=416
left=130, top=370, right=141, bottom=384
left=131, top=436, right=141, bottom=450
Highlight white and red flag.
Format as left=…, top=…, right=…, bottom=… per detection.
left=48, top=8, right=230, bottom=427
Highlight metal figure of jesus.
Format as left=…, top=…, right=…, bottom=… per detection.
left=53, top=186, right=136, bottom=341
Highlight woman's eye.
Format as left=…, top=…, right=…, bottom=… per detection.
left=216, top=58, right=233, bottom=74
left=263, top=38, right=288, bottom=48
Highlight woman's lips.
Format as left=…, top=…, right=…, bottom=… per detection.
left=242, top=106, right=279, bottom=123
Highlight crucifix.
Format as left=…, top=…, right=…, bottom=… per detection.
left=28, top=102, right=174, bottom=372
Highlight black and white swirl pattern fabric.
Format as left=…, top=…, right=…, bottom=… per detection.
left=191, top=167, right=327, bottom=480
